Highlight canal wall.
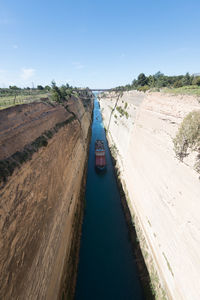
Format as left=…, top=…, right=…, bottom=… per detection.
left=0, top=95, right=93, bottom=299
left=99, top=91, right=200, bottom=299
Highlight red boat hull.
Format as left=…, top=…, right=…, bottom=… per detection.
left=95, top=140, right=106, bottom=170
left=95, top=155, right=106, bottom=168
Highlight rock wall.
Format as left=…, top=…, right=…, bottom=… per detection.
left=99, top=91, right=200, bottom=299
left=0, top=96, right=93, bottom=299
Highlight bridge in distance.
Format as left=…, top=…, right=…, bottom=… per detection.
left=90, top=89, right=111, bottom=92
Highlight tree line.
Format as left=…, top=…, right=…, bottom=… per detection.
left=0, top=81, right=92, bottom=103
left=115, top=72, right=200, bottom=92
left=0, top=85, right=51, bottom=96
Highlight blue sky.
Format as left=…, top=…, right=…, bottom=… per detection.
left=0, top=0, right=200, bottom=88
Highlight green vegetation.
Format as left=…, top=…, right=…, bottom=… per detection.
left=51, top=81, right=92, bottom=104
left=163, top=85, right=200, bottom=97
left=137, top=85, right=150, bottom=93
left=51, top=81, right=80, bottom=103
left=54, top=116, right=76, bottom=131
left=31, top=135, right=48, bottom=149
left=173, top=110, right=200, bottom=172
left=0, top=82, right=93, bottom=109
left=116, top=106, right=129, bottom=119
left=0, top=89, right=50, bottom=109
left=115, top=71, right=200, bottom=95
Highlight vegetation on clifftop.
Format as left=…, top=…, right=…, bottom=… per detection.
left=173, top=110, right=200, bottom=173
left=114, top=72, right=200, bottom=96
left=51, top=81, right=93, bottom=104
left=0, top=82, right=93, bottom=109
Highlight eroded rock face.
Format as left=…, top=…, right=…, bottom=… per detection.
left=100, top=91, right=200, bottom=299
left=0, top=102, right=70, bottom=160
left=0, top=97, right=93, bottom=299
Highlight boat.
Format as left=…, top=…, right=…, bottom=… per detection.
left=95, top=140, right=106, bottom=170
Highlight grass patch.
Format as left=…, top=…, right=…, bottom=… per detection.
left=0, top=92, right=51, bottom=109
left=163, top=85, right=200, bottom=97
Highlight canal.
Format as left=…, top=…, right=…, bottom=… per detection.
left=75, top=96, right=144, bottom=299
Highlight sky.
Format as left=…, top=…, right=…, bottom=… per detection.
left=0, top=0, right=200, bottom=88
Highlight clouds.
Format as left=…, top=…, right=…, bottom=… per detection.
left=21, top=68, right=35, bottom=81
left=72, top=62, right=85, bottom=70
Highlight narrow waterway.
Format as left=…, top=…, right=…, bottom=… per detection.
left=75, top=96, right=144, bottom=300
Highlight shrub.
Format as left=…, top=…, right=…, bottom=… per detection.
left=192, top=77, right=200, bottom=86
left=0, top=160, right=10, bottom=182
left=12, top=151, right=29, bottom=164
left=32, top=135, right=48, bottom=149
left=173, top=80, right=183, bottom=88
left=137, top=85, right=149, bottom=92
left=44, top=130, right=53, bottom=139
left=116, top=106, right=129, bottom=119
left=173, top=110, right=200, bottom=171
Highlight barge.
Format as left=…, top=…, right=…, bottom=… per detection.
left=95, top=140, right=106, bottom=170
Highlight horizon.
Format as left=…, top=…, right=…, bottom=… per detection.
left=0, top=0, right=200, bottom=88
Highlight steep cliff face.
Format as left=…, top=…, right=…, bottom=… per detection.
left=100, top=91, right=200, bottom=299
left=0, top=96, right=93, bottom=299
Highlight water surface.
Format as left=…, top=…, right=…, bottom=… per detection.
left=75, top=96, right=144, bottom=300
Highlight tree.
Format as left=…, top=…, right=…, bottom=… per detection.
left=148, top=75, right=155, bottom=87
left=9, top=85, right=19, bottom=90
left=183, top=72, right=192, bottom=86
left=137, top=73, right=148, bottom=86
left=192, top=76, right=200, bottom=86
left=174, top=80, right=183, bottom=88
left=51, top=80, right=63, bottom=103
left=154, top=71, right=164, bottom=79
left=44, top=85, right=51, bottom=91
left=173, top=110, right=200, bottom=160
left=37, top=85, right=44, bottom=90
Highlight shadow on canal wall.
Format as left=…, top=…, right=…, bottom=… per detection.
left=59, top=117, right=93, bottom=300
left=0, top=95, right=94, bottom=300
left=99, top=91, right=171, bottom=299
left=108, top=143, right=155, bottom=300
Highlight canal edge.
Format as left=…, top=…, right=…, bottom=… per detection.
left=105, top=136, right=156, bottom=299
left=99, top=95, right=169, bottom=300
left=58, top=100, right=94, bottom=300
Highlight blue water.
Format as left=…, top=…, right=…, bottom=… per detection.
left=75, top=97, right=144, bottom=300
